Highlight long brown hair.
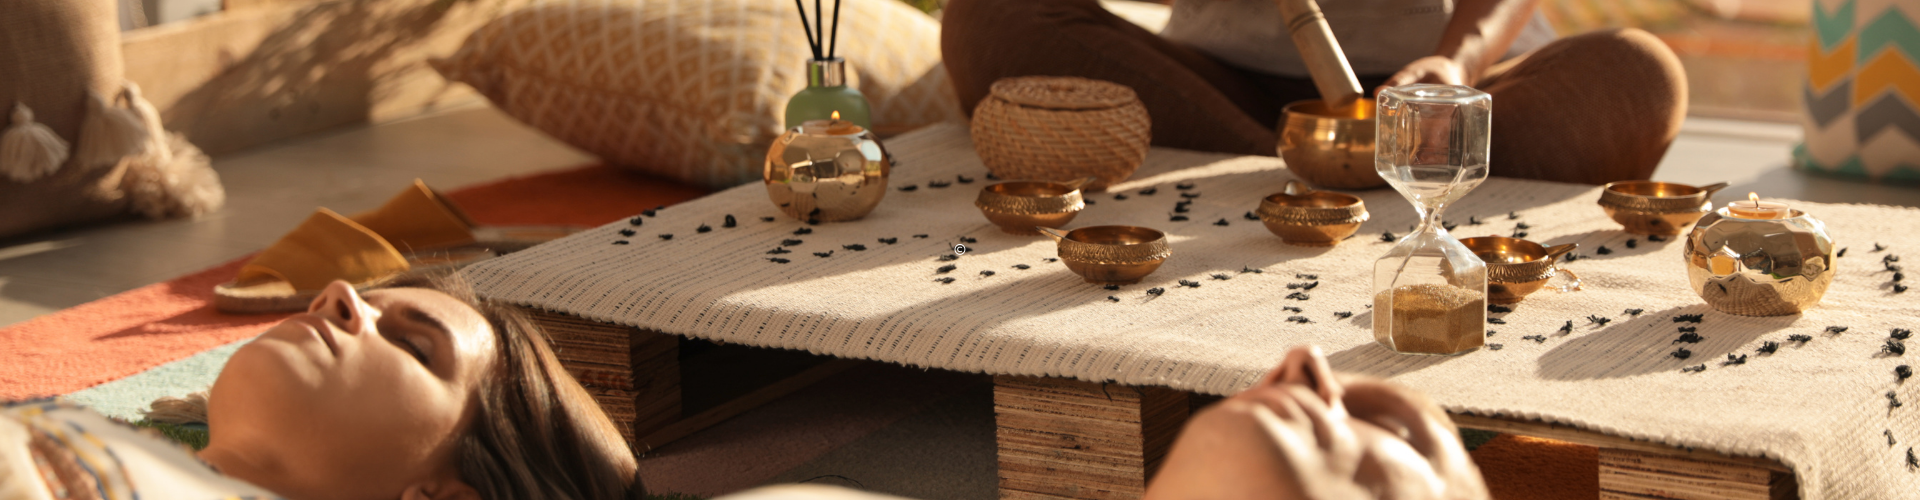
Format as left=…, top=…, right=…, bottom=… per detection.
left=396, top=273, right=644, bottom=500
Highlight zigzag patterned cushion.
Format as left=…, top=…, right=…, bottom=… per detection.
left=433, top=0, right=960, bottom=189
left=1797, top=0, right=1920, bottom=183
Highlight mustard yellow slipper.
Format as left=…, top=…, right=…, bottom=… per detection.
left=350, top=179, right=579, bottom=257
left=212, top=209, right=492, bottom=314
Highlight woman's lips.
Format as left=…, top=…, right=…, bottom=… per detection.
left=292, top=315, right=340, bottom=358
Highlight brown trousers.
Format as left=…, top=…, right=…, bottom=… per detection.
left=941, top=0, right=1689, bottom=185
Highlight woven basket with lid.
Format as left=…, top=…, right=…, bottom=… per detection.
left=970, top=76, right=1150, bottom=191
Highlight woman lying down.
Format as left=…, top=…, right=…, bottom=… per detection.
left=1, top=276, right=1486, bottom=500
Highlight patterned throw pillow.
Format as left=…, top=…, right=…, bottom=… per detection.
left=434, top=0, right=960, bottom=189
left=1796, top=0, right=1920, bottom=183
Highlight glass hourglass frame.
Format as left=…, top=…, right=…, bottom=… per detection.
left=1371, top=84, right=1491, bottom=356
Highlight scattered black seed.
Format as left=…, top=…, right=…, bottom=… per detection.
left=960, top=236, right=978, bottom=244
left=1891, top=391, right=1904, bottom=410
left=1827, top=326, right=1850, bottom=334
left=1442, top=221, right=1458, bottom=231
left=878, top=237, right=898, bottom=245
left=1789, top=334, right=1814, bottom=343
left=1283, top=306, right=1303, bottom=313
left=814, top=251, right=833, bottom=258
left=762, top=216, right=777, bottom=222
left=1648, top=234, right=1668, bottom=242
left=1487, top=330, right=1497, bottom=337
left=1671, top=348, right=1694, bottom=360
left=1468, top=216, right=1483, bottom=225
left=619, top=228, right=636, bottom=237
left=1508, top=212, right=1520, bottom=220
left=1588, top=315, right=1612, bottom=326
left=1886, top=340, right=1907, bottom=356
left=629, top=216, right=645, bottom=226
left=1084, top=199, right=1095, bottom=206
left=781, top=239, right=804, bottom=246
left=1244, top=211, right=1260, bottom=221
left=1381, top=231, right=1397, bottom=242
left=980, top=270, right=995, bottom=277
left=1679, top=326, right=1698, bottom=333
left=1296, top=273, right=1318, bottom=280
left=1899, top=365, right=1913, bottom=381
left=1108, top=296, right=1120, bottom=302
left=1675, top=332, right=1704, bottom=344
left=1111, top=193, right=1128, bottom=201
left=1104, top=284, right=1120, bottom=291
left=1682, top=364, right=1707, bottom=373
left=613, top=240, right=630, bottom=245
left=1512, top=231, right=1529, bottom=239
left=1214, top=218, right=1230, bottom=226
left=1909, top=448, right=1918, bottom=470
left=898, top=185, right=919, bottom=192
left=1896, top=272, right=1906, bottom=282
left=1516, top=222, right=1534, bottom=230
left=957, top=175, right=974, bottom=184
left=843, top=244, right=867, bottom=251
left=936, top=264, right=957, bottom=274
left=1179, top=280, right=1201, bottom=288
left=1723, top=353, right=1747, bottom=365
left=1674, top=314, right=1704, bottom=323
left=1044, top=258, right=1059, bottom=262
left=643, top=209, right=658, bottom=217
left=1176, top=182, right=1195, bottom=190
left=1523, top=335, right=1547, bottom=343
left=769, top=257, right=790, bottom=264
left=1488, top=317, right=1507, bottom=324
left=697, top=224, right=712, bottom=233
left=1625, top=239, right=1638, bottom=249
left=1147, top=288, right=1165, bottom=296
left=1138, top=187, right=1157, bottom=195
left=1890, top=255, right=1904, bottom=264
left=1181, top=192, right=1201, bottom=199
left=1173, top=204, right=1191, bottom=214
left=1334, top=311, right=1353, bottom=319
left=1170, top=215, right=1190, bottom=222
left=792, top=228, right=813, bottom=236
left=1287, top=316, right=1313, bottom=324
left=1286, top=281, right=1317, bottom=289
left=913, top=234, right=929, bottom=239
left=937, top=254, right=958, bottom=262
left=1838, top=247, right=1848, bottom=257
left=1889, top=263, right=1904, bottom=273
left=724, top=215, right=739, bottom=228
left=659, top=234, right=674, bottom=240
left=935, top=277, right=955, bottom=284
left=1888, top=429, right=1898, bottom=446
left=1014, top=264, right=1031, bottom=270
left=1625, top=308, right=1644, bottom=317
left=767, top=248, right=791, bottom=255
left=1241, top=267, right=1265, bottom=274
left=928, top=180, right=951, bottom=188
left=1559, top=321, right=1574, bottom=333
left=1285, top=292, right=1311, bottom=300
left=986, top=172, right=1001, bottom=180
left=1488, top=343, right=1504, bottom=350
left=1596, top=246, right=1613, bottom=255
left=1211, top=274, right=1232, bottom=280
left=1563, top=252, right=1581, bottom=262
left=1758, top=341, right=1780, bottom=354
left=1897, top=284, right=1910, bottom=294
left=1896, top=328, right=1914, bottom=340
left=1875, top=243, right=1887, bottom=252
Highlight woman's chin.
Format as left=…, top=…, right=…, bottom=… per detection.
left=212, top=331, right=330, bottom=409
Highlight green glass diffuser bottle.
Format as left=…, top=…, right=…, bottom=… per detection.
left=785, top=57, right=871, bottom=130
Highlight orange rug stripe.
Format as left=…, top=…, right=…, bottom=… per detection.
left=0, top=164, right=710, bottom=400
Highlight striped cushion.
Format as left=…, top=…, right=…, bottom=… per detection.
left=433, top=0, right=960, bottom=189
left=1796, top=0, right=1920, bottom=183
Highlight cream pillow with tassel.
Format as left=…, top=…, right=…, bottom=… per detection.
left=0, top=103, right=70, bottom=182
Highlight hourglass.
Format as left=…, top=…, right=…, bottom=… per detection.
left=1371, top=85, right=1491, bottom=356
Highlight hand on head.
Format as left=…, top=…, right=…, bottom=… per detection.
left=1145, top=346, right=1488, bottom=500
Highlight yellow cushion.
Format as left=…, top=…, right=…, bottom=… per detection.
left=432, top=0, right=960, bottom=188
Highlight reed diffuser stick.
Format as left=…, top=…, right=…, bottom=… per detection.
left=793, top=0, right=820, bottom=60
left=814, top=0, right=825, bottom=60
left=828, top=0, right=842, bottom=58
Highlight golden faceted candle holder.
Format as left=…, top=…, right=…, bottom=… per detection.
left=1597, top=181, right=1729, bottom=236
left=1461, top=236, right=1581, bottom=304
left=974, top=178, right=1092, bottom=235
left=1685, top=206, right=1836, bottom=316
left=1256, top=180, right=1369, bottom=246
left=1279, top=98, right=1382, bottom=190
left=764, top=116, right=892, bottom=222
left=1037, top=226, right=1171, bottom=285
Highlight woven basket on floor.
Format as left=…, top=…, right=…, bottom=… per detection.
left=970, top=76, right=1149, bottom=191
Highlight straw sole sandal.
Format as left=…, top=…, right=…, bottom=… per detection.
left=350, top=179, right=580, bottom=257
left=213, top=208, right=499, bottom=313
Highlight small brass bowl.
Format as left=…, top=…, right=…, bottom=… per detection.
left=975, top=178, right=1091, bottom=235
left=1461, top=236, right=1580, bottom=304
left=1038, top=226, right=1171, bottom=285
left=1279, top=98, right=1383, bottom=190
left=1598, top=181, right=1729, bottom=236
left=1256, top=180, right=1369, bottom=246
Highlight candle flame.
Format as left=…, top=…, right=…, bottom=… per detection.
left=831, top=110, right=840, bottom=120
left=1748, top=192, right=1760, bottom=204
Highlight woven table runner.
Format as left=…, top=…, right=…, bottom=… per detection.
left=467, top=124, right=1920, bottom=498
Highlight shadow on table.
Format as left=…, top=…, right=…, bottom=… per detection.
left=1326, top=341, right=1466, bottom=379
left=1533, top=305, right=1796, bottom=381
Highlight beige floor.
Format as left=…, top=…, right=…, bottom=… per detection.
left=0, top=106, right=1916, bottom=329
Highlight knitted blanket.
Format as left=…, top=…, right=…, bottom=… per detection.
left=466, top=124, right=1920, bottom=498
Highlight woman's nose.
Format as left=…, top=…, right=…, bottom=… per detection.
left=309, top=280, right=379, bottom=334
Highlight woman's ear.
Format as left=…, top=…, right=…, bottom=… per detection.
left=401, top=478, right=481, bottom=500
left=1258, top=345, right=1343, bottom=406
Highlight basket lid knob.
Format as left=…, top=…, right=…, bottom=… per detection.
left=989, top=76, right=1138, bottom=110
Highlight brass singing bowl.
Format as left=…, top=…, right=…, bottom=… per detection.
left=975, top=178, right=1092, bottom=235
left=1279, top=98, right=1383, bottom=190
left=1598, top=181, right=1729, bottom=236
left=1257, top=180, right=1369, bottom=246
left=1461, top=236, right=1578, bottom=304
left=1037, top=226, right=1171, bottom=285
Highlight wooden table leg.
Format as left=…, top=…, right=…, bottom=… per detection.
left=994, top=375, right=1189, bottom=500
left=528, top=311, right=681, bottom=447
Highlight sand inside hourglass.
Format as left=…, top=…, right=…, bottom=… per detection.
left=1373, top=283, right=1486, bottom=354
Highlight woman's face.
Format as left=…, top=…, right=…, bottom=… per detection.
left=204, top=281, right=497, bottom=500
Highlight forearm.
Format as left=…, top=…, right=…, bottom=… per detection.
left=1434, top=0, right=1539, bottom=84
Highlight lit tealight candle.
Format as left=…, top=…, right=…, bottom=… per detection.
left=801, top=110, right=864, bottom=135
left=1727, top=192, right=1790, bottom=219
